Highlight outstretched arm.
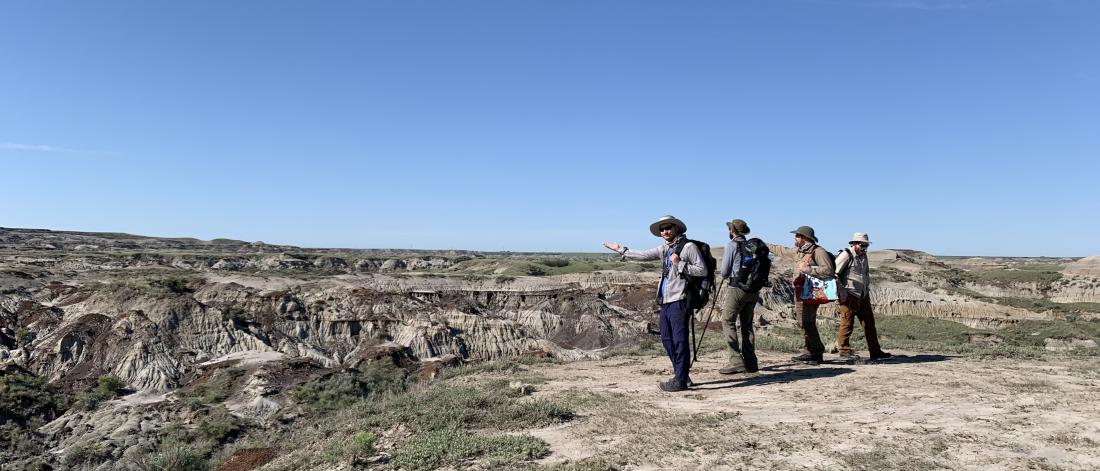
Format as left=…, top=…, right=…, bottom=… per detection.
left=603, top=242, right=663, bottom=261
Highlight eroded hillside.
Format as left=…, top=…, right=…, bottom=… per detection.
left=1, top=227, right=1098, bottom=470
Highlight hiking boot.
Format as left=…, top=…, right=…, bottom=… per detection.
left=719, top=365, right=747, bottom=375
left=791, top=353, right=823, bottom=364
left=869, top=351, right=893, bottom=361
left=718, top=365, right=759, bottom=375
left=658, top=379, right=688, bottom=392
left=837, top=351, right=859, bottom=361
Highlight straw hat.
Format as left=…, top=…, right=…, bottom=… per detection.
left=850, top=232, right=871, bottom=245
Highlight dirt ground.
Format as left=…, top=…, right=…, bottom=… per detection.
left=517, top=350, right=1100, bottom=470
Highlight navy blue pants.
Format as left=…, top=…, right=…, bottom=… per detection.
left=659, top=299, right=692, bottom=385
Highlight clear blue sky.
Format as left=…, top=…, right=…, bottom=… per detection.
left=2, top=0, right=1097, bottom=256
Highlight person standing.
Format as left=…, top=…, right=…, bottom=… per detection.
left=717, top=219, right=759, bottom=374
left=835, top=232, right=892, bottom=361
left=790, top=225, right=834, bottom=364
left=603, top=215, right=707, bottom=392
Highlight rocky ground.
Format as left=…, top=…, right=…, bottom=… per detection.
left=1, top=227, right=1098, bottom=470
left=520, top=349, right=1100, bottom=470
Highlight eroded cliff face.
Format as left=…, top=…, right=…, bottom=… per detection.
left=2, top=272, right=657, bottom=393
left=4, top=248, right=1085, bottom=395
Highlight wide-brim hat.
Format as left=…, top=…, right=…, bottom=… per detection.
left=790, top=225, right=818, bottom=243
left=649, top=215, right=687, bottom=237
left=726, top=219, right=750, bottom=235
left=850, top=232, right=871, bottom=245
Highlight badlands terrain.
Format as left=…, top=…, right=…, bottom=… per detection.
left=1, top=227, right=1099, bottom=470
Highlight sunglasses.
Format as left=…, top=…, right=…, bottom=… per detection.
left=855, top=243, right=869, bottom=248
left=659, top=225, right=676, bottom=232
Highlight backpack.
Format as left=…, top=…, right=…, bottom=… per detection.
left=734, top=238, right=772, bottom=292
left=669, top=239, right=717, bottom=310
left=804, top=244, right=836, bottom=278
left=835, top=247, right=854, bottom=283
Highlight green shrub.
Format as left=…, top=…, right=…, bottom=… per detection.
left=542, top=258, right=570, bottom=268
left=384, top=384, right=573, bottom=432
left=189, top=369, right=234, bottom=403
left=0, top=372, right=69, bottom=427
left=195, top=406, right=241, bottom=443
left=292, top=363, right=408, bottom=412
left=62, top=441, right=109, bottom=467
left=95, top=375, right=123, bottom=400
left=145, top=439, right=208, bottom=471
left=353, top=431, right=376, bottom=456
left=153, top=276, right=195, bottom=295
left=388, top=429, right=550, bottom=471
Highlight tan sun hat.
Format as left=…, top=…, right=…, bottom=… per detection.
left=649, top=215, right=687, bottom=237
left=850, top=232, right=871, bottom=245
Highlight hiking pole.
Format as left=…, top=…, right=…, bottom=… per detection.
left=691, top=282, right=724, bottom=366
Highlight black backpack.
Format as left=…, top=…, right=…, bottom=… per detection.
left=734, top=238, right=772, bottom=291
left=668, top=239, right=717, bottom=310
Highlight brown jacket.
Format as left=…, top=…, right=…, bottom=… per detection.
left=769, top=243, right=836, bottom=279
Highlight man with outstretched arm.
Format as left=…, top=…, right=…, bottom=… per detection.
left=603, top=215, right=707, bottom=392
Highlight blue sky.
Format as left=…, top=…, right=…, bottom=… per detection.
left=2, top=0, right=1097, bottom=256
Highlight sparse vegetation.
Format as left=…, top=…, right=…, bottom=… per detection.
left=292, top=363, right=409, bottom=412
left=542, top=258, right=571, bottom=268
left=0, top=371, right=70, bottom=457
left=76, top=374, right=123, bottom=410
left=437, top=354, right=558, bottom=381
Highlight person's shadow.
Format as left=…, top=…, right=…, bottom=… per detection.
left=690, top=354, right=954, bottom=390
left=692, top=367, right=854, bottom=390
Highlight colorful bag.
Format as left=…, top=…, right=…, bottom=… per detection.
left=799, top=274, right=839, bottom=304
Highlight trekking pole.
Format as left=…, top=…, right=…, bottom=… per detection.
left=691, top=282, right=723, bottom=366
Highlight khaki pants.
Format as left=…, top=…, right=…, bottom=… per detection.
left=721, top=286, right=759, bottom=371
left=837, top=294, right=883, bottom=355
left=797, top=301, right=825, bottom=356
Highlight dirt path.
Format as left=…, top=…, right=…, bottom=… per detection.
left=521, top=350, right=1100, bottom=470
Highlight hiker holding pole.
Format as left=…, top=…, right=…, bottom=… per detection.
left=717, top=219, right=762, bottom=375
left=603, top=216, right=707, bottom=392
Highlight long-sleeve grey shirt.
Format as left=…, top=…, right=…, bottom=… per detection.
left=719, top=235, right=746, bottom=282
left=622, top=237, right=707, bottom=304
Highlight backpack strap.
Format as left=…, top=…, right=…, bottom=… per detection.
left=837, top=248, right=854, bottom=281
left=803, top=244, right=819, bottom=265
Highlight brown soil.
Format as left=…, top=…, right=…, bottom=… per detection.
left=215, top=447, right=277, bottom=471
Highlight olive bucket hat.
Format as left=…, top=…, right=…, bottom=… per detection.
left=726, top=219, right=750, bottom=235
left=790, top=225, right=818, bottom=243
left=649, top=215, right=687, bottom=237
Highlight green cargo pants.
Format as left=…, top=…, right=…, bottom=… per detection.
left=722, top=285, right=759, bottom=371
